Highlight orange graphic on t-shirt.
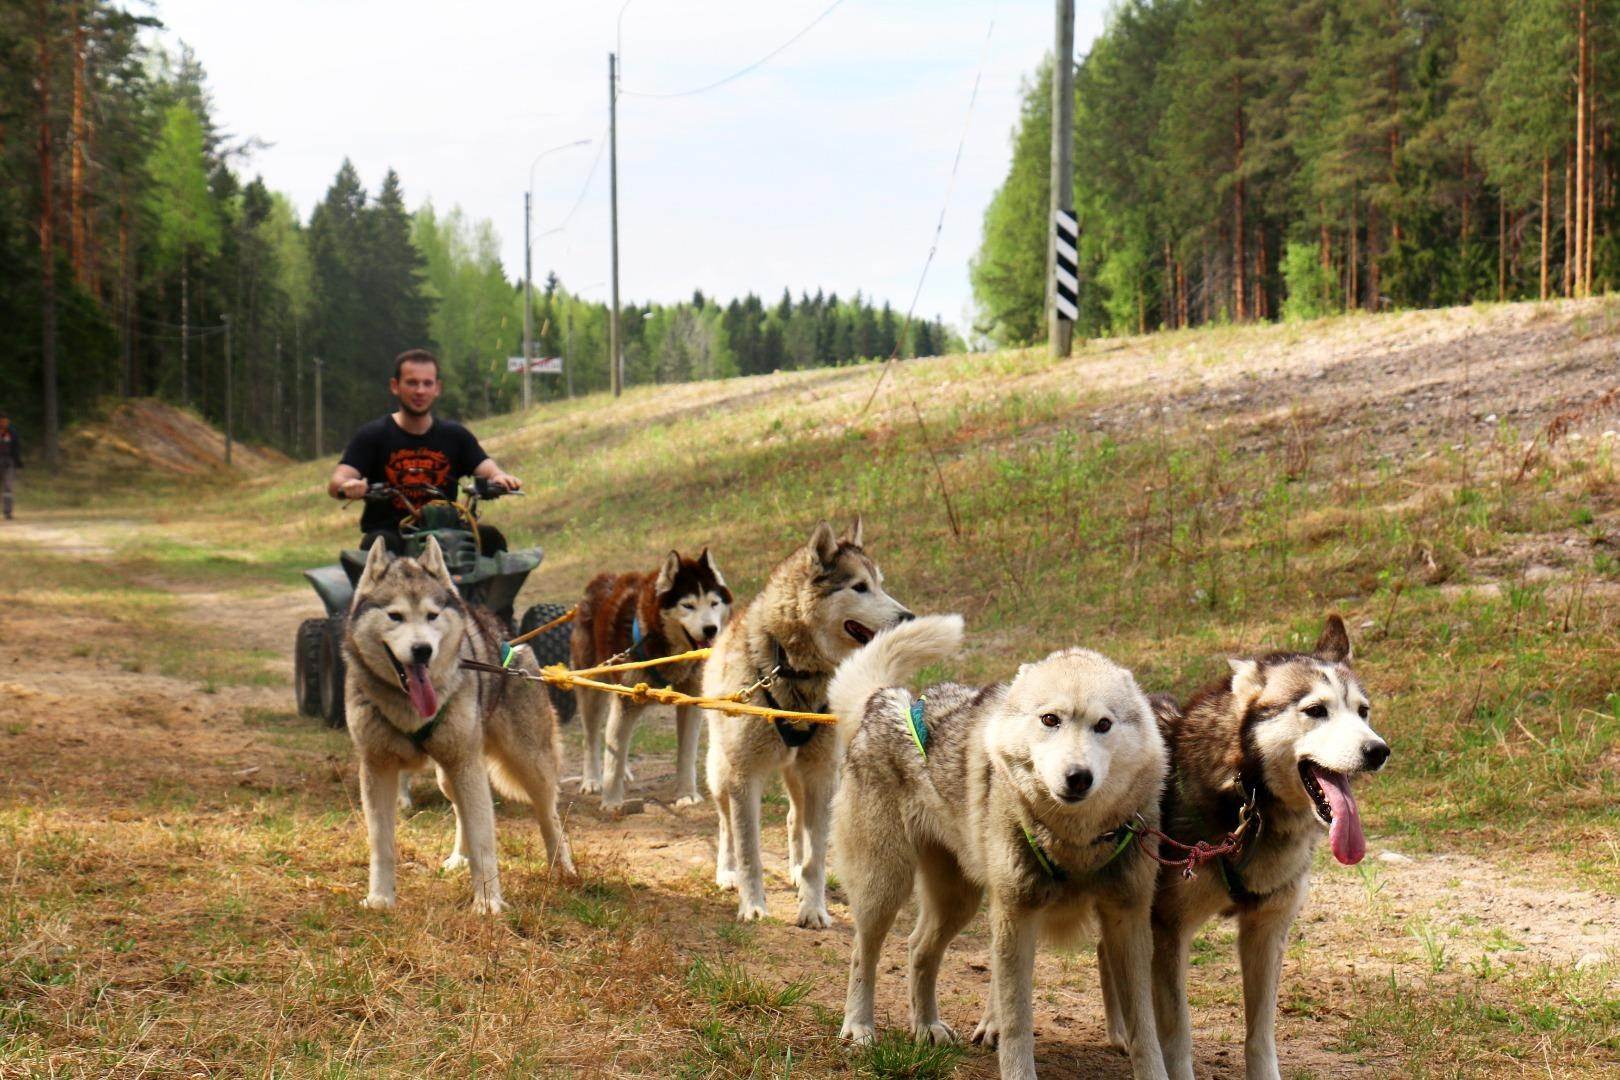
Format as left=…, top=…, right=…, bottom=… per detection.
left=384, top=448, right=452, bottom=512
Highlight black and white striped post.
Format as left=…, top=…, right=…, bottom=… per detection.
left=1048, top=0, right=1076, bottom=357
left=1053, top=207, right=1080, bottom=326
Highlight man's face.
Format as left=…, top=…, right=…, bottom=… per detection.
left=390, top=361, right=441, bottom=417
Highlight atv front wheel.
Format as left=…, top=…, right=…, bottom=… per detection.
left=318, top=614, right=348, bottom=729
left=518, top=602, right=577, bottom=724
left=294, top=618, right=325, bottom=716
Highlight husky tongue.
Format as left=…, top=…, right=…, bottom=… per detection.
left=1313, top=765, right=1365, bottom=865
left=405, top=663, right=439, bottom=718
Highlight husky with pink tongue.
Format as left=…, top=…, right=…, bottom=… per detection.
left=344, top=536, right=576, bottom=915
left=1117, top=615, right=1388, bottom=1080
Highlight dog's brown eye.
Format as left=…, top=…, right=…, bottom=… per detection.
left=1358, top=703, right=1370, bottom=719
left=426, top=611, right=439, bottom=622
left=1094, top=717, right=1113, bottom=733
left=388, top=612, right=404, bottom=623
left=852, top=582, right=868, bottom=593
left=1304, top=703, right=1328, bottom=719
left=1039, top=713, right=1061, bottom=728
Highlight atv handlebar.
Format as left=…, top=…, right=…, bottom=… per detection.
left=360, top=479, right=522, bottom=505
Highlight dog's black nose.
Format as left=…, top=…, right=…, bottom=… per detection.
left=1362, top=741, right=1390, bottom=771
left=702, top=624, right=718, bottom=640
left=411, top=643, right=433, bottom=665
left=1064, top=768, right=1093, bottom=797
left=897, top=610, right=916, bottom=623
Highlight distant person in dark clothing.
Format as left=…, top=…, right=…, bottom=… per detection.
left=0, top=412, right=21, bottom=520
left=326, top=349, right=521, bottom=555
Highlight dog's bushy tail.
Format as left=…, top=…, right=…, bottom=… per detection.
left=828, top=614, right=964, bottom=750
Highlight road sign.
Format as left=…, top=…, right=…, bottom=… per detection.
left=1053, top=208, right=1079, bottom=322
left=507, top=356, right=564, bottom=374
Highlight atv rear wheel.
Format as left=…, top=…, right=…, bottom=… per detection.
left=294, top=618, right=325, bottom=716
left=318, top=614, right=348, bottom=729
left=519, top=602, right=577, bottom=724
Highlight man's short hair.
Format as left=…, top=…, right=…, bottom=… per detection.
left=393, top=349, right=441, bottom=381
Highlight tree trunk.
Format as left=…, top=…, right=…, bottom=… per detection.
left=181, top=250, right=190, bottom=404
left=37, top=0, right=60, bottom=469
left=1461, top=148, right=1472, bottom=242
left=1585, top=71, right=1596, bottom=293
left=1498, top=198, right=1507, bottom=301
left=1232, top=85, right=1247, bottom=322
left=1541, top=156, right=1551, bottom=301
left=70, top=6, right=88, bottom=289
left=1163, top=240, right=1175, bottom=329
left=1565, top=143, right=1574, bottom=297
left=120, top=189, right=133, bottom=395
left=1349, top=193, right=1359, bottom=310
left=1575, top=0, right=1587, bottom=298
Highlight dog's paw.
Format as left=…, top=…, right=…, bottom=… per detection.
left=471, top=893, right=508, bottom=916
left=795, top=903, right=832, bottom=930
left=673, top=792, right=704, bottom=809
left=912, top=1020, right=958, bottom=1045
left=579, top=776, right=602, bottom=795
left=736, top=898, right=768, bottom=922
left=970, top=1013, right=999, bottom=1049
left=715, top=867, right=738, bottom=891
left=788, top=862, right=805, bottom=887
left=440, top=851, right=469, bottom=873
left=360, top=892, right=396, bottom=911
left=839, top=1019, right=877, bottom=1045
left=1104, top=1022, right=1129, bottom=1054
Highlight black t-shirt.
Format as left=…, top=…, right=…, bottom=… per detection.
left=339, top=414, right=490, bottom=532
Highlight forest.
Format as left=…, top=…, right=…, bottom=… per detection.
left=973, top=0, right=1619, bottom=343
left=0, top=2, right=958, bottom=465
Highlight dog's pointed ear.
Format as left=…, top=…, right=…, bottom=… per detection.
left=841, top=514, right=864, bottom=548
left=418, top=534, right=453, bottom=586
left=1227, top=658, right=1264, bottom=701
left=656, top=550, right=681, bottom=596
left=1314, top=614, right=1352, bottom=663
left=357, top=535, right=392, bottom=591
left=809, top=521, right=839, bottom=568
left=700, top=546, right=727, bottom=588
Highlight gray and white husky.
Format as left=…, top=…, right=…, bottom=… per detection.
left=703, top=518, right=913, bottom=927
left=829, top=617, right=1171, bottom=1080
left=344, top=537, right=576, bottom=913
left=1132, top=615, right=1388, bottom=1080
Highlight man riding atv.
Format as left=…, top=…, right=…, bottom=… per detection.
left=328, top=348, right=522, bottom=555
left=299, top=347, right=574, bottom=729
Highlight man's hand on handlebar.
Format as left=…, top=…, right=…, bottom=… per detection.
left=483, top=469, right=522, bottom=493
left=338, top=478, right=370, bottom=500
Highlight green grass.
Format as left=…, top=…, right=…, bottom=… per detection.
left=8, top=300, right=1620, bottom=1075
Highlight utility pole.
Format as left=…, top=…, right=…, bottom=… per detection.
left=313, top=356, right=324, bottom=458
left=609, top=51, right=623, bottom=397
left=1048, top=0, right=1076, bottom=358
left=522, top=190, right=533, bottom=409
left=222, top=313, right=233, bottom=465
left=565, top=306, right=575, bottom=399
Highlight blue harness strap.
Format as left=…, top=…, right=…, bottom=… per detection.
left=630, top=614, right=671, bottom=689
left=905, top=696, right=929, bottom=760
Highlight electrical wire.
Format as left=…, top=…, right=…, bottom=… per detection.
left=548, top=124, right=610, bottom=234
left=618, top=0, right=848, bottom=99
left=859, top=4, right=998, bottom=417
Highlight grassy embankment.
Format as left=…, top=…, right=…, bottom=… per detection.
left=4, top=300, right=1617, bottom=1075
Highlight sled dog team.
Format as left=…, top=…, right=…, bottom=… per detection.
left=343, top=519, right=1389, bottom=1079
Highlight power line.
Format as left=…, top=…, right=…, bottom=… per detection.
left=619, top=0, right=849, bottom=100
left=860, top=5, right=998, bottom=417
left=549, top=124, right=610, bottom=234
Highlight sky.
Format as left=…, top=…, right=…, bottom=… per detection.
left=152, top=1, right=1109, bottom=335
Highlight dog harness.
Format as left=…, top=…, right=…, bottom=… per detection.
left=904, top=696, right=929, bottom=759
left=1020, top=818, right=1142, bottom=884
left=763, top=639, right=824, bottom=748
left=407, top=714, right=440, bottom=749
left=626, top=615, right=673, bottom=689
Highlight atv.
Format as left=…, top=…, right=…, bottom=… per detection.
left=293, top=478, right=576, bottom=729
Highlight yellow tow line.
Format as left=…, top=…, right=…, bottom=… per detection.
left=466, top=645, right=835, bottom=726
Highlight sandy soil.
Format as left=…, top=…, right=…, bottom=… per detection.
left=3, top=507, right=1614, bottom=1078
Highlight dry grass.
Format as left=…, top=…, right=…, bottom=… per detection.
left=6, top=298, right=1620, bottom=1076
